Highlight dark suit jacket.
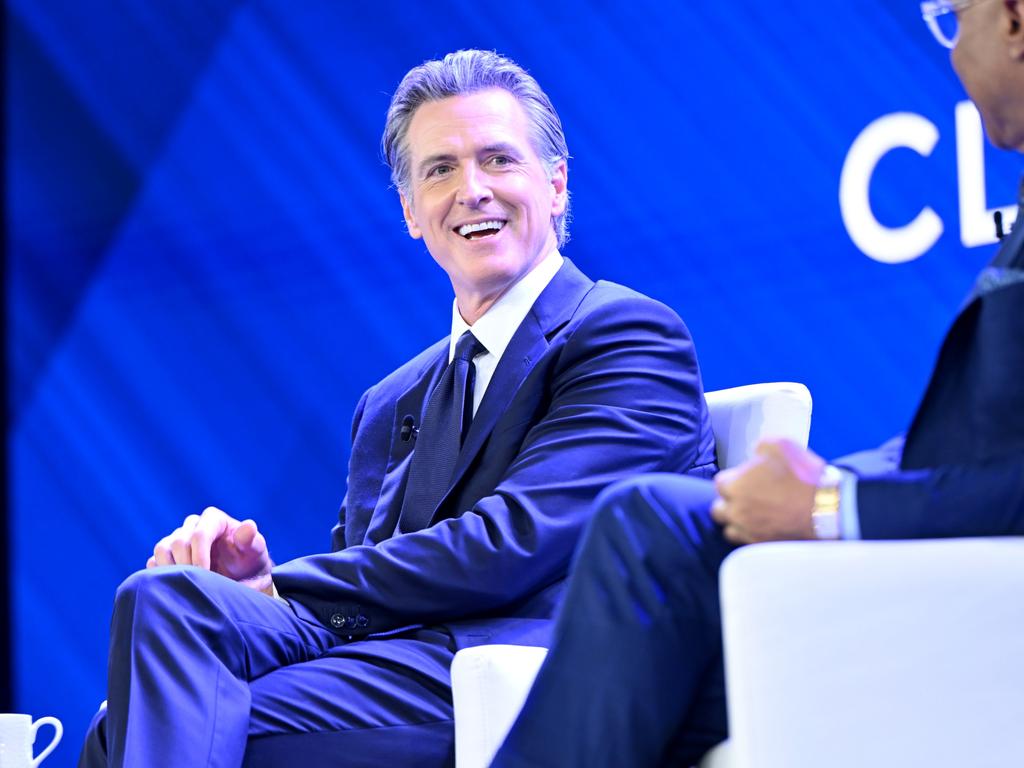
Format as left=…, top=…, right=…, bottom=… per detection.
left=273, top=258, right=717, bottom=648
left=836, top=204, right=1024, bottom=539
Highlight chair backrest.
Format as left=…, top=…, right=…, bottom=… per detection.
left=705, top=382, right=812, bottom=469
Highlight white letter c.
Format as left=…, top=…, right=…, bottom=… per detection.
left=839, top=112, right=943, bottom=264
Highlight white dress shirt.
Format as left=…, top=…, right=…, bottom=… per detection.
left=448, top=250, right=564, bottom=416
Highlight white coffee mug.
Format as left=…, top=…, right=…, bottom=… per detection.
left=0, top=714, right=63, bottom=767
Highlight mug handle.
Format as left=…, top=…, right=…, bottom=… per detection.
left=30, top=716, right=63, bottom=767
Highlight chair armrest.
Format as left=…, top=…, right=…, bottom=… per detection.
left=719, top=538, right=1024, bottom=767
left=705, top=382, right=812, bottom=468
left=451, top=644, right=548, bottom=768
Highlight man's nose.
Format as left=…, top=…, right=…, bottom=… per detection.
left=455, top=165, right=492, bottom=207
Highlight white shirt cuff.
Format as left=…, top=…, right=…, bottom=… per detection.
left=837, top=468, right=861, bottom=540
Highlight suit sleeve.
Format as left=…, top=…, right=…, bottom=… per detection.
left=847, top=453, right=1024, bottom=539
left=272, top=294, right=714, bottom=636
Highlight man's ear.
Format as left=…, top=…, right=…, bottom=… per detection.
left=1003, top=0, right=1024, bottom=58
left=548, top=159, right=568, bottom=218
left=400, top=191, right=423, bottom=240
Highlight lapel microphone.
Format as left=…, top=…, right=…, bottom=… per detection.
left=400, top=415, right=418, bottom=442
left=993, top=210, right=1017, bottom=240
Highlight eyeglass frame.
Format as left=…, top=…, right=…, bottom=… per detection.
left=920, top=0, right=993, bottom=48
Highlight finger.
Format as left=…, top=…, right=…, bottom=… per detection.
left=723, top=524, right=750, bottom=545
left=191, top=515, right=222, bottom=570
left=786, top=442, right=825, bottom=480
left=153, top=539, right=175, bottom=567
left=170, top=532, right=193, bottom=565
left=755, top=438, right=784, bottom=459
left=146, top=556, right=157, bottom=569
left=714, top=467, right=738, bottom=495
left=232, top=519, right=261, bottom=551
left=173, top=514, right=202, bottom=564
left=191, top=507, right=231, bottom=570
left=150, top=513, right=199, bottom=566
left=181, top=513, right=201, bottom=531
left=250, top=529, right=268, bottom=557
left=710, top=497, right=729, bottom=525
left=190, top=527, right=212, bottom=570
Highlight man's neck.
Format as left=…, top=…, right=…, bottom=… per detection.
left=454, top=240, right=559, bottom=325
left=457, top=292, right=506, bottom=326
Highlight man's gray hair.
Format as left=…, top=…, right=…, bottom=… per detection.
left=382, top=49, right=571, bottom=246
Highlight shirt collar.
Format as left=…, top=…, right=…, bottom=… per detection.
left=449, top=250, right=564, bottom=362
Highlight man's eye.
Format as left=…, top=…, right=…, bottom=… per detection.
left=427, top=165, right=453, bottom=178
left=488, top=155, right=515, bottom=168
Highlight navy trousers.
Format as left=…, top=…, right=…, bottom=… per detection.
left=492, top=474, right=735, bottom=768
left=78, top=567, right=457, bottom=768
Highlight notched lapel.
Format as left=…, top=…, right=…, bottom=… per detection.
left=359, top=346, right=449, bottom=543
left=431, top=258, right=595, bottom=524
left=387, top=347, right=450, bottom=471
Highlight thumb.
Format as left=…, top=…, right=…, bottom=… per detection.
left=233, top=519, right=261, bottom=550
left=754, top=438, right=787, bottom=459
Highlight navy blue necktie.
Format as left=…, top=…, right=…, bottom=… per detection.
left=398, top=331, right=485, bottom=533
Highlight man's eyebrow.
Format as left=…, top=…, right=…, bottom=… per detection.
left=415, top=143, right=525, bottom=176
left=481, top=142, right=524, bottom=158
left=416, top=153, right=457, bottom=174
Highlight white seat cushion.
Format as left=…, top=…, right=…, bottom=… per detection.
left=452, top=645, right=549, bottom=768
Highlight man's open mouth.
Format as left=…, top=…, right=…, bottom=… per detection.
left=456, top=220, right=506, bottom=240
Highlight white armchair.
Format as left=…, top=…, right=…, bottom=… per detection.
left=709, top=537, right=1024, bottom=767
left=454, top=538, right=1024, bottom=768
left=451, top=382, right=814, bottom=768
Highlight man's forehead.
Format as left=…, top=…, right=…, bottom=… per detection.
left=405, top=89, right=533, bottom=157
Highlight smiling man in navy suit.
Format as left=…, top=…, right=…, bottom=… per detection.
left=491, top=2, right=1024, bottom=766
left=78, top=50, right=716, bottom=768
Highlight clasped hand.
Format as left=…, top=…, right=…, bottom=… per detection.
left=147, top=506, right=275, bottom=595
left=711, top=438, right=823, bottom=544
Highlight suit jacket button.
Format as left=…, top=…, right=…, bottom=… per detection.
left=356, top=615, right=369, bottom=628
left=344, top=615, right=357, bottom=629
left=329, top=613, right=346, bottom=629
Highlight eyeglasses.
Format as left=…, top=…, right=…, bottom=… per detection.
left=920, top=0, right=991, bottom=48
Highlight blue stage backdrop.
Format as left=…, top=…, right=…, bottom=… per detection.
left=6, top=1, right=1020, bottom=763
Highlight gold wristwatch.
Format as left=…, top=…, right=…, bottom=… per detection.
left=812, top=465, right=842, bottom=540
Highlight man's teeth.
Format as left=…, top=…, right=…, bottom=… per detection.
left=458, top=220, right=505, bottom=238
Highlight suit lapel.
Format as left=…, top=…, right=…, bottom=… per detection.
left=389, top=348, right=450, bottom=468
left=436, top=259, right=595, bottom=518
left=361, top=344, right=449, bottom=543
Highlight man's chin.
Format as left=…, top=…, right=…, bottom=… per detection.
left=978, top=110, right=1024, bottom=152
left=455, top=262, right=524, bottom=297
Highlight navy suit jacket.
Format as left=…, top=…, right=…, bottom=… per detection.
left=835, top=203, right=1024, bottom=539
left=273, top=258, right=717, bottom=648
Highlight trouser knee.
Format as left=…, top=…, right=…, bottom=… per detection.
left=112, top=566, right=212, bottom=641
left=594, top=474, right=713, bottom=541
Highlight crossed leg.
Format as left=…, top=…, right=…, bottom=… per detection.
left=79, top=567, right=456, bottom=768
